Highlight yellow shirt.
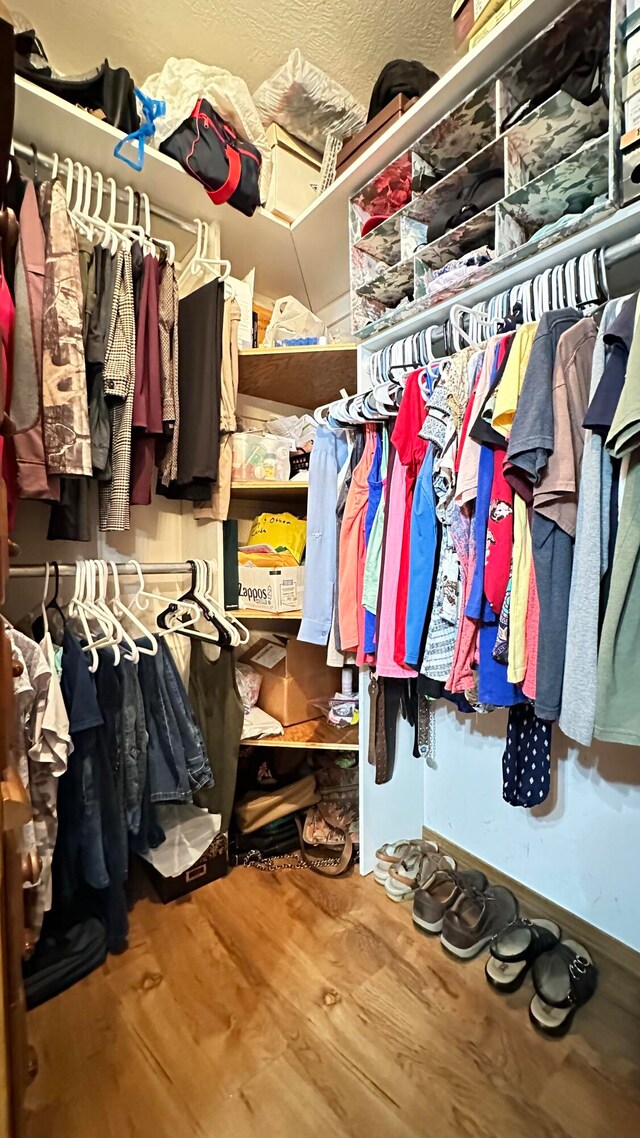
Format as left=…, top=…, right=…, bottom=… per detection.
left=492, top=322, right=538, bottom=438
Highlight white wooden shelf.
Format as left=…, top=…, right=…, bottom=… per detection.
left=227, top=608, right=302, bottom=620
left=245, top=720, right=359, bottom=750
left=230, top=481, right=308, bottom=502
left=361, top=198, right=640, bottom=352
left=290, top=0, right=577, bottom=312
left=14, top=0, right=573, bottom=314
left=238, top=343, right=356, bottom=406
left=13, top=77, right=307, bottom=304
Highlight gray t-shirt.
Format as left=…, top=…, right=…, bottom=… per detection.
left=559, top=299, right=623, bottom=746
left=507, top=308, right=582, bottom=484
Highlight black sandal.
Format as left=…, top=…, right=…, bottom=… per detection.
left=485, top=917, right=561, bottom=993
left=529, top=939, right=598, bottom=1037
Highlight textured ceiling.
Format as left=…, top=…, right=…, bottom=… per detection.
left=14, top=0, right=455, bottom=107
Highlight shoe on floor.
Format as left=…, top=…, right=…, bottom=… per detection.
left=441, top=884, right=518, bottom=959
left=529, top=939, right=597, bottom=1037
left=384, top=851, right=455, bottom=903
left=485, top=917, right=560, bottom=992
left=413, top=867, right=487, bottom=934
left=373, top=838, right=438, bottom=885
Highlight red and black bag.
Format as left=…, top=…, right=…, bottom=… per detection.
left=160, top=97, right=262, bottom=217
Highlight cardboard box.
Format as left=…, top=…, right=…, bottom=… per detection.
left=623, top=64, right=640, bottom=102
left=453, top=0, right=508, bottom=47
left=238, top=564, right=304, bottom=613
left=621, top=125, right=640, bottom=151
left=468, top=0, right=522, bottom=49
left=628, top=27, right=640, bottom=73
left=625, top=90, right=640, bottom=133
left=336, top=95, right=416, bottom=175
left=265, top=124, right=321, bottom=223
left=621, top=139, right=640, bottom=204
left=243, top=635, right=341, bottom=726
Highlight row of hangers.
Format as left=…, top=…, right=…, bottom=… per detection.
left=314, top=248, right=610, bottom=428
left=32, top=559, right=248, bottom=673
left=23, top=144, right=232, bottom=284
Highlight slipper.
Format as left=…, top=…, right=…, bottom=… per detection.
left=529, top=939, right=597, bottom=1037
left=485, top=917, right=560, bottom=993
left=374, top=838, right=438, bottom=885
left=384, top=852, right=455, bottom=903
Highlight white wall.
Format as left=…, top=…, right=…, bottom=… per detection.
left=422, top=705, right=640, bottom=952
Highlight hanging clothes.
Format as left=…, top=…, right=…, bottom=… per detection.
left=156, top=261, right=181, bottom=488
left=39, top=180, right=92, bottom=478
left=299, top=424, right=349, bottom=646
left=560, top=299, right=624, bottom=745
left=12, top=180, right=59, bottom=502
left=338, top=423, right=377, bottom=656
left=189, top=641, right=243, bottom=831
left=594, top=299, right=640, bottom=744
left=99, top=246, right=136, bottom=531
left=391, top=370, right=428, bottom=668
left=193, top=295, right=241, bottom=522
left=130, top=255, right=163, bottom=505
left=158, top=279, right=223, bottom=502
left=530, top=317, right=597, bottom=721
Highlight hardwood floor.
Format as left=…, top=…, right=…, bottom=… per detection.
left=24, top=868, right=640, bottom=1138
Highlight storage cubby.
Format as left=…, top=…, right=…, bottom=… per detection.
left=349, top=0, right=620, bottom=337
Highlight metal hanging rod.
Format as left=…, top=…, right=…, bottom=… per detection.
left=12, top=140, right=199, bottom=238
left=9, top=562, right=192, bottom=579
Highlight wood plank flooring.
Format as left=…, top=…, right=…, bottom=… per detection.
left=24, top=868, right=640, bottom=1138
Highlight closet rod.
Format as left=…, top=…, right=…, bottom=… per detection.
left=604, top=232, right=640, bottom=268
left=8, top=562, right=192, bottom=579
left=12, top=140, right=199, bottom=237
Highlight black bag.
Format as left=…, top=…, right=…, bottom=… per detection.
left=500, top=21, right=609, bottom=132
left=229, top=814, right=301, bottom=865
left=23, top=916, right=107, bottom=1009
left=367, top=60, right=439, bottom=122
left=160, top=98, right=262, bottom=217
left=15, top=30, right=139, bottom=134
left=428, top=167, right=504, bottom=244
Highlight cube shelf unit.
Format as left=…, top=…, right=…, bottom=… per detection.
left=349, top=0, right=621, bottom=338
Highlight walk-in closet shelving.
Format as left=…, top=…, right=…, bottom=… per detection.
left=349, top=0, right=621, bottom=338
left=231, top=343, right=359, bottom=754
left=13, top=0, right=585, bottom=317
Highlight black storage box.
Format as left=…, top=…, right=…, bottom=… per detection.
left=141, top=833, right=228, bottom=903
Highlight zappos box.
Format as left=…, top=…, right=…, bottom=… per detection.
left=238, top=565, right=305, bottom=613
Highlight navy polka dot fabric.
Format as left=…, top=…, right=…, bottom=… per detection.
left=502, top=702, right=551, bottom=807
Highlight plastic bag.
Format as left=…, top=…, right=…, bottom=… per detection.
left=253, top=49, right=366, bottom=155
left=142, top=57, right=272, bottom=201
left=236, top=663, right=262, bottom=713
left=263, top=296, right=330, bottom=347
left=247, top=512, right=307, bottom=564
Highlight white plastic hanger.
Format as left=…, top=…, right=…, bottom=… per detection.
left=67, top=562, right=100, bottom=672
left=178, top=218, right=231, bottom=288
left=109, top=562, right=157, bottom=657
left=81, top=559, right=122, bottom=664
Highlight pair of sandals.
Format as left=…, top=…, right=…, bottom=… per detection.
left=375, top=839, right=454, bottom=902
left=486, top=917, right=598, bottom=1037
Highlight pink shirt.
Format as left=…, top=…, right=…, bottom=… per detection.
left=375, top=456, right=417, bottom=679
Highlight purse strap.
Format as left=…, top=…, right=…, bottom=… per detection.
left=207, top=145, right=242, bottom=206
left=295, top=812, right=355, bottom=877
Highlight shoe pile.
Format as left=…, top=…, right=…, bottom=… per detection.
left=375, top=838, right=598, bottom=1038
